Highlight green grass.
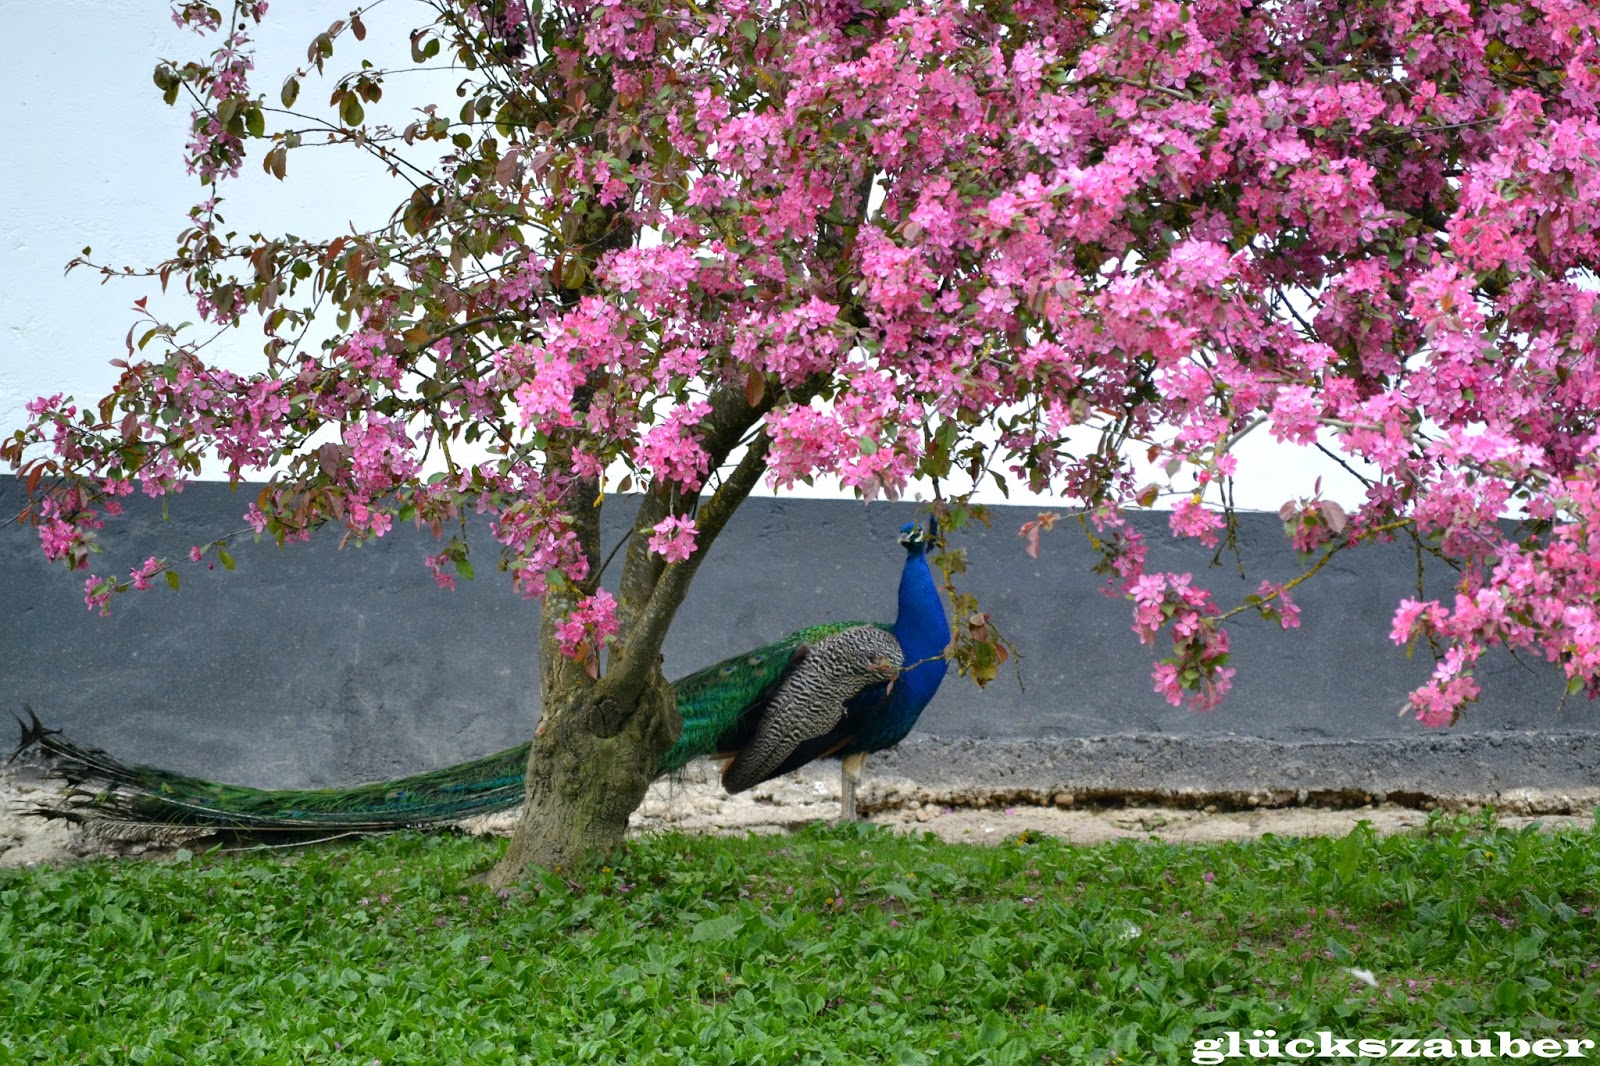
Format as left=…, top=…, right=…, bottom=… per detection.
left=3, top=814, right=1598, bottom=1064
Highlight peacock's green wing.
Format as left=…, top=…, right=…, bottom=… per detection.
left=658, top=621, right=892, bottom=774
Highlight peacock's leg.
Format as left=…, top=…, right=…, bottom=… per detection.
left=839, top=751, right=868, bottom=821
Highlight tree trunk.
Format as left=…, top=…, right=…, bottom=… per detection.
left=483, top=389, right=780, bottom=887
left=486, top=671, right=677, bottom=888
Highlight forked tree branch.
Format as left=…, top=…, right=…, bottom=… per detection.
left=606, top=431, right=773, bottom=707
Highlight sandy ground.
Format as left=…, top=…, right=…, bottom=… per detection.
left=3, top=759, right=1596, bottom=869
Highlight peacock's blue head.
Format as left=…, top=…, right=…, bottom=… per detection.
left=897, top=517, right=937, bottom=554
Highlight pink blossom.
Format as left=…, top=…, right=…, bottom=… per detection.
left=555, top=590, right=620, bottom=660
left=634, top=402, right=712, bottom=490
left=129, top=557, right=163, bottom=592
left=425, top=552, right=457, bottom=591
left=83, top=576, right=114, bottom=617
left=1169, top=496, right=1223, bottom=548
left=1390, top=599, right=1442, bottom=646
left=647, top=515, right=698, bottom=564
left=1257, top=581, right=1301, bottom=631
left=1268, top=386, right=1322, bottom=447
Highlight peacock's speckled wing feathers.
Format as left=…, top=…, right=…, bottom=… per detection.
left=657, top=620, right=888, bottom=774
left=720, top=625, right=903, bottom=794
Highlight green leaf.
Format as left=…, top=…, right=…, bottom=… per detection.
left=1491, top=977, right=1523, bottom=1011
left=688, top=913, right=745, bottom=942
left=217, top=548, right=235, bottom=571
left=280, top=77, right=299, bottom=108
left=881, top=880, right=920, bottom=903
left=340, top=94, right=365, bottom=127
left=165, top=570, right=180, bottom=591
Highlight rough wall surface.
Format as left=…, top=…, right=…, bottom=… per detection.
left=2, top=476, right=1591, bottom=800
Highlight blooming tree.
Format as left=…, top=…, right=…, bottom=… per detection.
left=7, top=0, right=1600, bottom=878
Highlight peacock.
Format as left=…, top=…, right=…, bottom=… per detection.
left=11, top=520, right=951, bottom=835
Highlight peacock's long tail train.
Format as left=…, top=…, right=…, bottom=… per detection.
left=9, top=621, right=877, bottom=836
left=11, top=707, right=532, bottom=835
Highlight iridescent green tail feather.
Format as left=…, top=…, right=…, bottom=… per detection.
left=12, top=620, right=879, bottom=835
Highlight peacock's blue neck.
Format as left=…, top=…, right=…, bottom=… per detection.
left=862, top=543, right=949, bottom=745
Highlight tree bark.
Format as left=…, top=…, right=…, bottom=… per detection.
left=487, top=670, right=677, bottom=887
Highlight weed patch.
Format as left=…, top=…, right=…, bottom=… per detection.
left=3, top=814, right=1596, bottom=1063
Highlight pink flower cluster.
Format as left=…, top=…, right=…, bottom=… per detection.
left=647, top=515, right=698, bottom=564
left=634, top=401, right=712, bottom=491
left=170, top=2, right=267, bottom=185
left=554, top=590, right=620, bottom=662
left=1129, top=573, right=1234, bottom=710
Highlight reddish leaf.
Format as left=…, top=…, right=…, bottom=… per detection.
left=263, top=145, right=287, bottom=181
left=494, top=149, right=521, bottom=188
left=1020, top=521, right=1041, bottom=559
left=316, top=443, right=346, bottom=476
left=1536, top=212, right=1555, bottom=258
left=966, top=612, right=992, bottom=642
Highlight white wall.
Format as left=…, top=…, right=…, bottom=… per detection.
left=0, top=2, right=1361, bottom=513
left=1, top=3, right=431, bottom=422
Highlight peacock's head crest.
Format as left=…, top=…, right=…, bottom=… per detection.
left=897, top=517, right=937, bottom=553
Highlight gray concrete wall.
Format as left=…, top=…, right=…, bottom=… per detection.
left=2, top=475, right=1593, bottom=801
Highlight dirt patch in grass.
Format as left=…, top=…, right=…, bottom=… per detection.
left=4, top=760, right=1595, bottom=869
